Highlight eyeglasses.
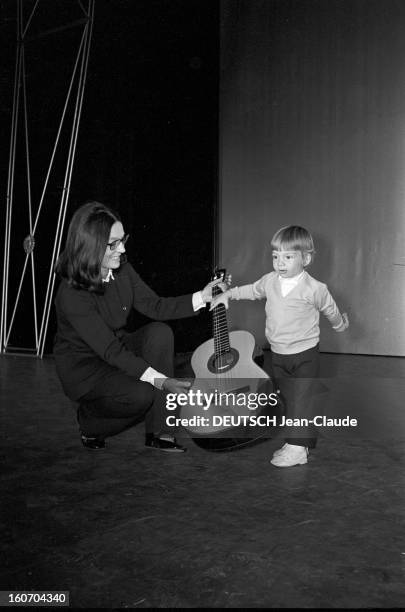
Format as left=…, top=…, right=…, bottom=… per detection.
left=107, top=234, right=129, bottom=251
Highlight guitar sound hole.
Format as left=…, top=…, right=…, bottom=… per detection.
left=207, top=348, right=239, bottom=374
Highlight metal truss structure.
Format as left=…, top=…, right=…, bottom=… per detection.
left=1, top=0, right=94, bottom=357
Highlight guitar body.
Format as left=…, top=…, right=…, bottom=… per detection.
left=187, top=330, right=269, bottom=434
left=191, top=330, right=267, bottom=385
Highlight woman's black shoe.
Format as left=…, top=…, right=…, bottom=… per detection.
left=80, top=434, right=106, bottom=450
left=145, top=433, right=186, bottom=453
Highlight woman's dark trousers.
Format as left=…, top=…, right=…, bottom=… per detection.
left=77, top=322, right=174, bottom=439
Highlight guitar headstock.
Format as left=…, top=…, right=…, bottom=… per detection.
left=211, top=268, right=232, bottom=298
left=212, top=267, right=227, bottom=282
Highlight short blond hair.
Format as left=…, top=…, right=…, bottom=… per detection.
left=271, top=225, right=315, bottom=262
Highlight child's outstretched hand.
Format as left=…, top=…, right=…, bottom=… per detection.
left=201, top=274, right=231, bottom=304
left=336, top=312, right=349, bottom=332
left=210, top=290, right=232, bottom=311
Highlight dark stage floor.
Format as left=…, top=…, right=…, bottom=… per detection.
left=1, top=351, right=405, bottom=608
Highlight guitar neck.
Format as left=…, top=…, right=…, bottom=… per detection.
left=212, top=284, right=231, bottom=356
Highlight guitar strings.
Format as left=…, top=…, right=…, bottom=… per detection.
left=212, top=275, right=233, bottom=395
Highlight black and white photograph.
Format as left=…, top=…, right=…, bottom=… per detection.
left=1, top=0, right=404, bottom=608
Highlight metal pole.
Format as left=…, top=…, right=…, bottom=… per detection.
left=39, top=0, right=95, bottom=357
left=1, top=1, right=23, bottom=353
left=1, top=0, right=95, bottom=357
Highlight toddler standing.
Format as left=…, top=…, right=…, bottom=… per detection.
left=211, top=226, right=349, bottom=467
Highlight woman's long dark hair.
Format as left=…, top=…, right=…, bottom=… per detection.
left=56, top=201, right=121, bottom=292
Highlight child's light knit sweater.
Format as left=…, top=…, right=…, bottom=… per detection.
left=230, top=271, right=344, bottom=355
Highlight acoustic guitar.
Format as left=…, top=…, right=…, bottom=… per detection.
left=182, top=269, right=279, bottom=451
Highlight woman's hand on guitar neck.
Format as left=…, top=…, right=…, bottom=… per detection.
left=201, top=274, right=232, bottom=304
left=209, top=290, right=232, bottom=311
left=162, top=378, right=192, bottom=394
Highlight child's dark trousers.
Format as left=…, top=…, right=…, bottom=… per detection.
left=269, top=344, right=319, bottom=448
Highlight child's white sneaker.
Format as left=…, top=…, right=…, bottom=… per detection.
left=270, top=443, right=308, bottom=467
left=272, top=442, right=289, bottom=458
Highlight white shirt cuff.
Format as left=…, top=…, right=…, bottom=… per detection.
left=192, top=291, right=206, bottom=311
left=229, top=287, right=241, bottom=300
left=140, top=366, right=167, bottom=390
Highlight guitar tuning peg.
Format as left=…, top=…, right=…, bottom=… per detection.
left=212, top=267, right=226, bottom=281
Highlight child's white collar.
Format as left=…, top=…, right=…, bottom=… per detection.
left=279, top=270, right=305, bottom=283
